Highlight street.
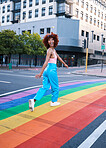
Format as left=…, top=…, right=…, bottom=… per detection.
left=0, top=66, right=106, bottom=148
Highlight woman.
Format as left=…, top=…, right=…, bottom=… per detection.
left=29, top=32, right=68, bottom=111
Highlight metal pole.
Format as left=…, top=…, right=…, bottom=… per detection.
left=85, top=37, right=89, bottom=73
left=101, top=34, right=104, bottom=72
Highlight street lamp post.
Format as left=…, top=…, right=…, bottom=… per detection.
left=85, top=37, right=89, bottom=73
left=101, top=34, right=104, bottom=72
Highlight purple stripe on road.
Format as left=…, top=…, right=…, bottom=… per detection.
left=0, top=79, right=105, bottom=104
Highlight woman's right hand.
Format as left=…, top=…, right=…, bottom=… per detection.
left=35, top=73, right=42, bottom=78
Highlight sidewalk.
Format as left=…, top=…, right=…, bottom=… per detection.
left=72, top=67, right=106, bottom=78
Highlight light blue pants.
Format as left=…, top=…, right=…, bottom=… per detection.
left=34, top=63, right=59, bottom=102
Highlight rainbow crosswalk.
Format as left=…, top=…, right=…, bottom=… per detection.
left=0, top=79, right=106, bottom=148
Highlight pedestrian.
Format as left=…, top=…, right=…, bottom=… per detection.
left=29, top=32, right=68, bottom=111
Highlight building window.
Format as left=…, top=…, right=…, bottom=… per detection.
left=86, top=32, right=89, bottom=38
left=97, top=20, right=99, bottom=27
left=81, top=0, right=84, bottom=8
left=81, top=30, right=84, bottom=36
left=76, top=8, right=79, bottom=18
left=103, top=38, right=105, bottom=43
left=35, top=9, right=38, bottom=17
left=98, top=10, right=100, bottom=17
left=94, top=18, right=96, bottom=26
left=40, top=28, right=44, bottom=34
left=35, top=0, right=39, bottom=5
left=90, top=5, right=93, bottom=13
left=85, top=14, right=88, bottom=22
left=22, top=30, right=25, bottom=35
left=29, top=10, right=32, bottom=18
left=15, top=12, right=20, bottom=21
left=94, top=34, right=96, bottom=40
left=15, top=2, right=21, bottom=10
left=42, top=0, right=46, bottom=4
left=49, top=6, right=53, bottom=15
left=97, top=36, right=99, bottom=41
left=7, top=15, right=10, bottom=22
left=2, top=16, right=5, bottom=23
left=29, top=0, right=32, bottom=7
left=76, top=9, right=79, bottom=17
left=104, top=23, right=106, bottom=30
left=57, top=3, right=65, bottom=13
left=23, top=0, right=26, bottom=8
left=42, top=7, right=45, bottom=16
left=49, top=0, right=53, bottom=2
left=101, top=12, right=103, bottom=19
left=94, top=7, right=96, bottom=15
left=2, top=6, right=5, bottom=13
left=47, top=28, right=51, bottom=33
left=101, top=22, right=103, bottom=29
left=23, top=11, right=26, bottom=19
left=7, top=5, right=10, bottom=12
left=105, top=14, right=106, bottom=21
left=81, top=11, right=83, bottom=20
left=86, top=2, right=88, bottom=10
left=90, top=16, right=92, bottom=24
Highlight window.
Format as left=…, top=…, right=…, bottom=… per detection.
left=76, top=8, right=79, bottom=18
left=94, top=34, right=96, bottom=40
left=97, top=20, right=100, bottom=27
left=104, top=23, right=106, bottom=30
left=42, top=0, right=46, bottom=4
left=105, top=14, right=106, bottom=20
left=57, top=3, right=65, bottom=13
left=81, top=30, right=84, bottom=36
left=7, top=5, right=10, bottom=12
left=49, top=0, right=53, bottom=2
left=103, top=38, right=105, bottom=43
left=49, top=6, right=53, bottom=15
left=35, top=9, right=38, bottom=17
left=94, top=18, right=96, bottom=25
left=29, top=10, right=32, bottom=18
left=94, top=7, right=96, bottom=15
left=86, top=2, right=88, bottom=10
left=101, top=12, right=103, bottom=19
left=2, top=6, right=5, bottom=13
left=15, top=12, right=20, bottom=20
left=7, top=15, right=10, bottom=22
left=15, top=2, right=21, bottom=10
left=90, top=16, right=92, bottom=24
left=29, top=0, right=32, bottom=7
left=40, top=28, right=44, bottom=34
left=90, top=5, right=93, bottom=13
left=47, top=28, right=50, bottom=33
left=86, top=32, right=89, bottom=38
left=42, top=7, right=45, bottom=16
left=2, top=16, right=5, bottom=23
left=23, top=0, right=26, bottom=8
left=23, top=11, right=26, bottom=19
left=81, top=0, right=84, bottom=8
left=81, top=11, right=83, bottom=20
left=98, top=10, right=100, bottom=17
left=101, top=22, right=103, bottom=29
left=35, top=0, right=39, bottom=5
left=97, top=36, right=99, bottom=41
left=85, top=14, right=88, bottom=22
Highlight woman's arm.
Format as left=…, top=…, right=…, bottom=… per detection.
left=56, top=53, right=68, bottom=68
left=35, top=49, right=52, bottom=78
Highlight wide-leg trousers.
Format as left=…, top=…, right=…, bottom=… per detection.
left=34, top=63, right=59, bottom=102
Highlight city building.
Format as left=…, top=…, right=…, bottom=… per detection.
left=0, top=0, right=106, bottom=66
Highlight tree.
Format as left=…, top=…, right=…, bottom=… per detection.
left=0, top=30, right=19, bottom=63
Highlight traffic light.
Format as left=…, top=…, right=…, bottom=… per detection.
left=82, top=39, right=86, bottom=49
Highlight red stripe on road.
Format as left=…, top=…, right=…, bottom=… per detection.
left=16, top=96, right=106, bottom=148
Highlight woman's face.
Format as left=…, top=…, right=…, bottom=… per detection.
left=48, top=38, right=54, bottom=47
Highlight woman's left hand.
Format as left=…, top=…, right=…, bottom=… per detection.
left=35, top=73, right=42, bottom=78
left=64, top=64, right=68, bottom=68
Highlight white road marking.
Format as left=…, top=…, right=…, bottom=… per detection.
left=0, top=80, right=87, bottom=97
left=0, top=81, right=11, bottom=84
left=78, top=120, right=106, bottom=148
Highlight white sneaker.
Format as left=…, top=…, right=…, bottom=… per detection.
left=29, top=99, right=34, bottom=112
left=50, top=101, right=60, bottom=107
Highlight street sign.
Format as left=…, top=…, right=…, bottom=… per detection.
left=101, top=45, right=105, bottom=50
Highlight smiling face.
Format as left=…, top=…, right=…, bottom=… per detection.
left=48, top=38, right=54, bottom=48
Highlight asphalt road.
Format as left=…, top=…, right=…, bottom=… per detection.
left=0, top=66, right=105, bottom=96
